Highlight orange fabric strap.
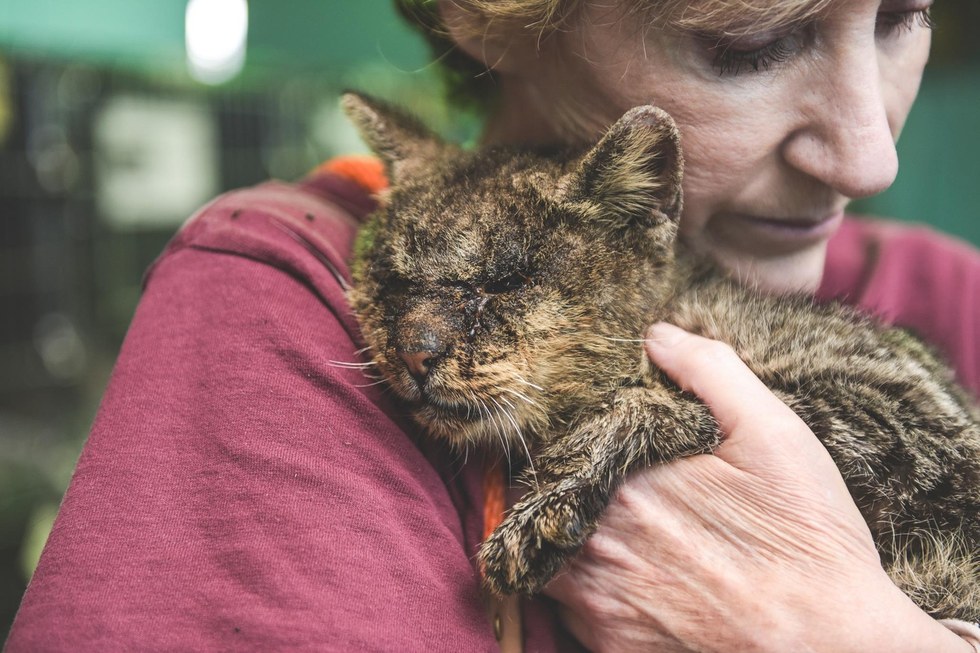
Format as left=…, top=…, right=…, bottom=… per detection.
left=482, top=457, right=507, bottom=542
left=314, top=155, right=389, bottom=194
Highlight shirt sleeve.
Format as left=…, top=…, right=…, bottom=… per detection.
left=819, top=216, right=980, bottom=397
left=5, top=183, right=499, bottom=652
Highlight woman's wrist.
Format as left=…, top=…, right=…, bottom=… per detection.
left=827, top=571, right=977, bottom=653
left=939, top=620, right=980, bottom=652
left=740, top=558, right=973, bottom=653
left=885, top=593, right=979, bottom=653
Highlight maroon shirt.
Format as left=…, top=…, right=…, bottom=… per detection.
left=6, top=170, right=979, bottom=652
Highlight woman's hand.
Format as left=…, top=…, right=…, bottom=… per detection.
left=543, top=322, right=972, bottom=653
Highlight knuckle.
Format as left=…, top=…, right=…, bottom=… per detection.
left=610, top=478, right=656, bottom=517
left=580, top=531, right=620, bottom=564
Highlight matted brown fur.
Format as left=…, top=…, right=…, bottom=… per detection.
left=342, top=92, right=980, bottom=620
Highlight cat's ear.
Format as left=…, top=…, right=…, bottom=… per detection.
left=341, top=92, right=443, bottom=182
left=563, top=106, right=683, bottom=227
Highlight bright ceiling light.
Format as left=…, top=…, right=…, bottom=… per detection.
left=185, top=0, right=248, bottom=84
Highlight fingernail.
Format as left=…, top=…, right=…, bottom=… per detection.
left=646, top=322, right=685, bottom=348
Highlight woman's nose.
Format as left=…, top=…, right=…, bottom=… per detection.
left=782, top=45, right=899, bottom=200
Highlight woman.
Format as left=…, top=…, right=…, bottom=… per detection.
left=7, top=0, right=979, bottom=651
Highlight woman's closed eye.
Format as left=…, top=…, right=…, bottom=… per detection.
left=706, top=29, right=810, bottom=77
left=704, top=1, right=934, bottom=78
left=875, top=6, right=934, bottom=39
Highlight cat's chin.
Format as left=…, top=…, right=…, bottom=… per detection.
left=415, top=403, right=486, bottom=442
left=414, top=402, right=530, bottom=450
left=419, top=400, right=480, bottom=422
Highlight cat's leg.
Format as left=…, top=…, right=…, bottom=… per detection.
left=480, top=383, right=720, bottom=595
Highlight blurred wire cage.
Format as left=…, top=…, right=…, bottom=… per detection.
left=1, top=61, right=360, bottom=386
left=1, top=0, right=979, bottom=641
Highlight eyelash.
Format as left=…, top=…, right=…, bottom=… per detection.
left=876, top=7, right=935, bottom=35
left=711, top=8, right=935, bottom=77
left=712, top=37, right=802, bottom=77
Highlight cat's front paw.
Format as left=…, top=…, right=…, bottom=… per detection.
left=479, top=489, right=594, bottom=595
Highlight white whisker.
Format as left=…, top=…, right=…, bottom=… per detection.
left=353, top=378, right=388, bottom=388
left=493, top=396, right=537, bottom=486
left=483, top=398, right=511, bottom=469
left=328, top=359, right=378, bottom=369
left=502, top=387, right=536, bottom=406
left=468, top=390, right=481, bottom=422
left=513, top=374, right=545, bottom=393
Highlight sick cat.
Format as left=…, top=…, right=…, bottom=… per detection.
left=341, top=92, right=980, bottom=621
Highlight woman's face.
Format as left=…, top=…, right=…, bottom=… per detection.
left=487, top=0, right=933, bottom=291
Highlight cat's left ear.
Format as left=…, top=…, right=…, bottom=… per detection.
left=562, top=106, right=683, bottom=227
left=341, top=92, right=444, bottom=182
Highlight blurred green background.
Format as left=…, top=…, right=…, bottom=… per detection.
left=0, top=0, right=978, bottom=640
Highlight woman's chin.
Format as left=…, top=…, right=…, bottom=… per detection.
left=707, top=242, right=830, bottom=295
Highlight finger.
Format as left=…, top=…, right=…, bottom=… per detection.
left=542, top=574, right=599, bottom=651
left=644, top=322, right=823, bottom=463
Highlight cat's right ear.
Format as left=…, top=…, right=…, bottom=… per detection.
left=341, top=92, right=443, bottom=182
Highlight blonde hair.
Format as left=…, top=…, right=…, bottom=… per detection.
left=420, top=0, right=837, bottom=34
left=396, top=0, right=837, bottom=109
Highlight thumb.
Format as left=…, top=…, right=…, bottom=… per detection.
left=644, top=322, right=835, bottom=474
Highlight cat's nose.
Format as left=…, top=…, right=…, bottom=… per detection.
left=395, top=310, right=449, bottom=385
left=398, top=349, right=441, bottom=385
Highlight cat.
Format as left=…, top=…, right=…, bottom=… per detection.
left=340, top=92, right=980, bottom=621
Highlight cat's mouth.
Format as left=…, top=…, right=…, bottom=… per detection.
left=411, top=391, right=540, bottom=450
left=418, top=399, right=483, bottom=422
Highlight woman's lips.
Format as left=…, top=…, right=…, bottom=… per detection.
left=711, top=210, right=845, bottom=256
